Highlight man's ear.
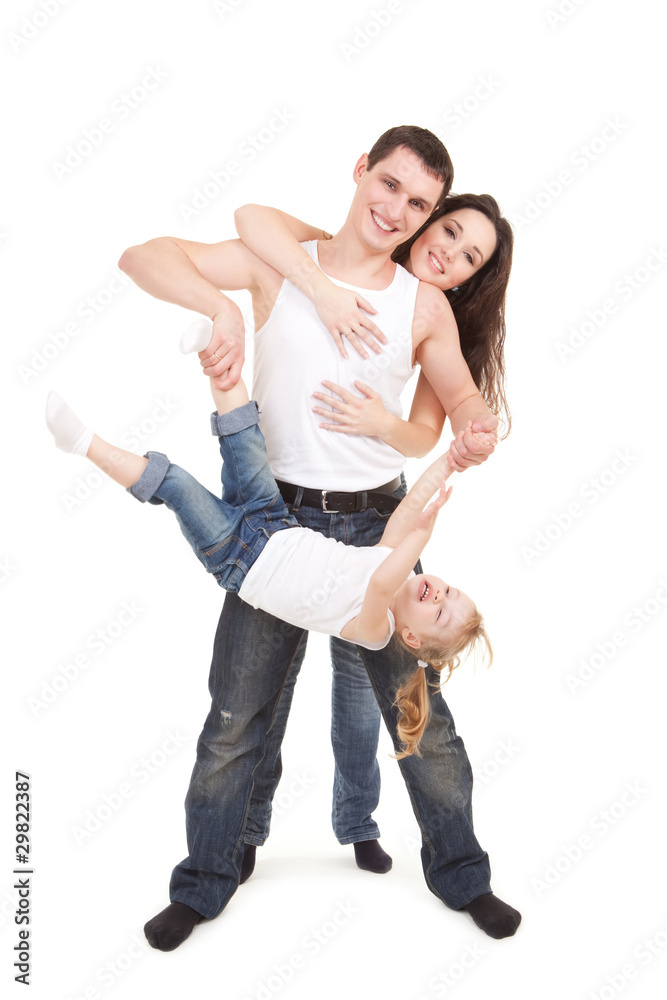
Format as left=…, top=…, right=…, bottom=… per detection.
left=352, top=153, right=369, bottom=186
left=401, top=626, right=421, bottom=650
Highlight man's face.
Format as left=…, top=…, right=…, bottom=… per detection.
left=350, top=146, right=444, bottom=254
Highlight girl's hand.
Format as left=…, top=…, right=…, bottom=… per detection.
left=314, top=286, right=387, bottom=359
left=313, top=380, right=392, bottom=437
left=416, top=482, right=453, bottom=532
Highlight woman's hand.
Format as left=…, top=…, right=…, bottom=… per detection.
left=447, top=419, right=498, bottom=472
left=313, top=286, right=387, bottom=359
left=313, top=380, right=392, bottom=437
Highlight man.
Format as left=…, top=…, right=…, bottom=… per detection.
left=119, top=126, right=521, bottom=949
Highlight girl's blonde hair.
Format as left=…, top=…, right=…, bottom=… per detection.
left=393, top=610, right=492, bottom=759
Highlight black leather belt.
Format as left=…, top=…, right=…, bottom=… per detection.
left=276, top=476, right=402, bottom=513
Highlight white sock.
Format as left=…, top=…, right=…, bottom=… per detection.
left=180, top=318, right=213, bottom=355
left=46, top=391, right=94, bottom=456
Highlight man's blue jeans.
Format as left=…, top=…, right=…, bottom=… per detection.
left=169, top=488, right=492, bottom=918
left=243, top=497, right=399, bottom=847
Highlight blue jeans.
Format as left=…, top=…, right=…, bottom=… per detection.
left=127, top=402, right=298, bottom=592
left=167, top=475, right=492, bottom=918
left=243, top=498, right=399, bottom=846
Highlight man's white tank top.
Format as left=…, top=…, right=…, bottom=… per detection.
left=253, top=241, right=420, bottom=491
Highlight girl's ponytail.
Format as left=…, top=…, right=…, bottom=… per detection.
left=394, top=613, right=493, bottom=758
left=394, top=666, right=431, bottom=759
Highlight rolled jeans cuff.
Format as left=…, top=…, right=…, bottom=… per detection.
left=126, top=451, right=170, bottom=504
left=210, top=400, right=259, bottom=437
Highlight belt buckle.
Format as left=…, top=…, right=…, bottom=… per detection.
left=321, top=490, right=330, bottom=512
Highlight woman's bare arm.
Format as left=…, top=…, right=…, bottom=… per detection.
left=234, top=203, right=386, bottom=356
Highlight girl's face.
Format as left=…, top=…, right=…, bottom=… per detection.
left=394, top=573, right=475, bottom=650
left=407, top=208, right=498, bottom=290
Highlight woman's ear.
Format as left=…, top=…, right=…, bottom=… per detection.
left=401, top=626, right=421, bottom=650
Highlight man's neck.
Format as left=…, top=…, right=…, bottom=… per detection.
left=316, top=224, right=398, bottom=290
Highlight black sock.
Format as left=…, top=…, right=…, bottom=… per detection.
left=240, top=844, right=256, bottom=884
left=144, top=902, right=205, bottom=951
left=461, top=893, right=521, bottom=939
left=353, top=839, right=393, bottom=874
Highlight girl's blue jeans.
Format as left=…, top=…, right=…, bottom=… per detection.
left=128, top=401, right=297, bottom=593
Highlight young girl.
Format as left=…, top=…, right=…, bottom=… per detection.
left=46, top=322, right=491, bottom=758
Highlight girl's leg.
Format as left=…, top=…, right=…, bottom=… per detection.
left=87, top=434, right=148, bottom=489
left=180, top=324, right=280, bottom=512
left=210, top=378, right=249, bottom=417
left=47, top=392, right=247, bottom=579
left=46, top=391, right=147, bottom=488
left=179, top=318, right=249, bottom=416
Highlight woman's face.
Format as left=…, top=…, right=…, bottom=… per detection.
left=407, top=207, right=498, bottom=290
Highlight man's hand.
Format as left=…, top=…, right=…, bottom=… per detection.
left=198, top=299, right=246, bottom=390
left=313, top=286, right=387, bottom=359
left=312, top=380, right=391, bottom=436
left=448, top=417, right=498, bottom=472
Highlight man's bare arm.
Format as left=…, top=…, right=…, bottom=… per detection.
left=118, top=237, right=277, bottom=388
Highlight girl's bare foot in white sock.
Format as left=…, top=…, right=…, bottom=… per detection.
left=45, top=391, right=94, bottom=456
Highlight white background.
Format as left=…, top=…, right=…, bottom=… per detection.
left=3, top=1, right=667, bottom=998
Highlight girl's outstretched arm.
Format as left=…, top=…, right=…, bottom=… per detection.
left=234, top=203, right=387, bottom=357
left=343, top=481, right=452, bottom=644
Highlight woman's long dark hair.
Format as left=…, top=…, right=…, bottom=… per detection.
left=393, top=193, right=513, bottom=437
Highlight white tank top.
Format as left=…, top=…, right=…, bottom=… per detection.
left=238, top=527, right=398, bottom=649
left=253, top=241, right=419, bottom=491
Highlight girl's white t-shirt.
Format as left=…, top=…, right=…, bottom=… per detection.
left=238, top=527, right=399, bottom=650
